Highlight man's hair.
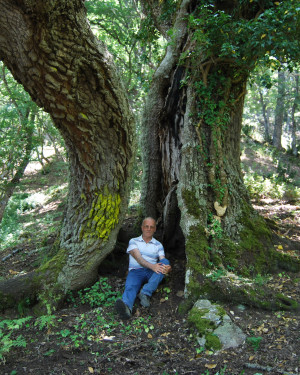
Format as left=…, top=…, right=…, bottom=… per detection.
left=142, top=217, right=156, bottom=226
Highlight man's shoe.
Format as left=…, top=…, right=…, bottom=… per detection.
left=138, top=292, right=151, bottom=308
left=115, top=299, right=131, bottom=319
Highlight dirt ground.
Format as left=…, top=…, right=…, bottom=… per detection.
left=0, top=147, right=300, bottom=375
left=1, top=200, right=300, bottom=375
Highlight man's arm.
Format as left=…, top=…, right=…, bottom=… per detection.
left=130, top=249, right=167, bottom=274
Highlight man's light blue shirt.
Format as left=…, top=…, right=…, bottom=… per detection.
left=126, top=235, right=165, bottom=271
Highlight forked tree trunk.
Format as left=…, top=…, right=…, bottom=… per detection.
left=140, top=0, right=299, bottom=310
left=0, top=0, right=135, bottom=308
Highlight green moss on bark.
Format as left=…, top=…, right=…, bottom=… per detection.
left=185, top=225, right=210, bottom=274
left=182, top=188, right=202, bottom=217
left=184, top=200, right=299, bottom=310
left=31, top=248, right=68, bottom=313
left=178, top=298, right=194, bottom=315
left=274, top=252, right=300, bottom=273
left=38, top=248, right=67, bottom=279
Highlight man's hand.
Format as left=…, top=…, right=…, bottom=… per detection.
left=151, top=262, right=166, bottom=274
left=152, top=263, right=172, bottom=274
left=162, top=264, right=172, bottom=274
left=129, top=249, right=172, bottom=274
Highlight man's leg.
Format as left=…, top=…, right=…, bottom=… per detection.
left=139, top=258, right=170, bottom=305
left=122, top=268, right=147, bottom=310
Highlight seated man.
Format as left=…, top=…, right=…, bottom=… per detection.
left=115, top=217, right=171, bottom=319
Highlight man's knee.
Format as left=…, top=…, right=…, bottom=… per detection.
left=160, top=258, right=170, bottom=266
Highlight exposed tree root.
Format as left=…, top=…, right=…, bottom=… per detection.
left=193, top=273, right=299, bottom=311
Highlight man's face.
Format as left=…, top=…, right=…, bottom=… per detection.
left=141, top=219, right=156, bottom=239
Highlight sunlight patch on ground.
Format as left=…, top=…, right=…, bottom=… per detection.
left=24, top=192, right=47, bottom=207
left=24, top=146, right=58, bottom=174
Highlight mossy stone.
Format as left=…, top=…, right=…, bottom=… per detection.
left=205, top=333, right=222, bottom=350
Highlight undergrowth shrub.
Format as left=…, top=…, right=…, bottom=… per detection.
left=0, top=193, right=31, bottom=248
left=243, top=172, right=300, bottom=200
left=67, top=277, right=120, bottom=308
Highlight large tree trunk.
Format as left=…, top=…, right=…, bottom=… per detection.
left=0, top=0, right=135, bottom=308
left=140, top=1, right=299, bottom=310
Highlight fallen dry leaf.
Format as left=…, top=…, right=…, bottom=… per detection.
left=205, top=363, right=217, bottom=369
left=9, top=270, right=19, bottom=275
left=88, top=367, right=94, bottom=373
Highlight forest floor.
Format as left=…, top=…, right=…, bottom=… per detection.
left=0, top=142, right=300, bottom=375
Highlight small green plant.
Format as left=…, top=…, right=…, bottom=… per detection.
left=247, top=336, right=263, bottom=351
left=70, top=333, right=85, bottom=348
left=0, top=317, right=32, bottom=363
left=162, top=286, right=171, bottom=300
left=207, top=214, right=223, bottom=239
left=68, top=277, right=120, bottom=308
left=278, top=271, right=290, bottom=279
left=131, top=316, right=154, bottom=334
left=43, top=349, right=56, bottom=356
left=34, top=314, right=56, bottom=330
left=254, top=273, right=269, bottom=286
left=208, top=267, right=226, bottom=281
left=59, top=329, right=71, bottom=338
left=195, top=346, right=205, bottom=354
left=17, top=297, right=31, bottom=316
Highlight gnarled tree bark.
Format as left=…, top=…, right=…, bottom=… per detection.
left=0, top=0, right=135, bottom=309
left=140, top=0, right=299, bottom=310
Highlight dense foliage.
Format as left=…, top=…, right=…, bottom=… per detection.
left=85, top=0, right=165, bottom=113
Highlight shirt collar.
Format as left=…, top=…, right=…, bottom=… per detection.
left=138, top=235, right=155, bottom=244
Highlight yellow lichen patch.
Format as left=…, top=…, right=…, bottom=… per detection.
left=79, top=112, right=88, bottom=120
left=80, top=187, right=121, bottom=241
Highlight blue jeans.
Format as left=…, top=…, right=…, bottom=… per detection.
left=122, top=258, right=170, bottom=310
